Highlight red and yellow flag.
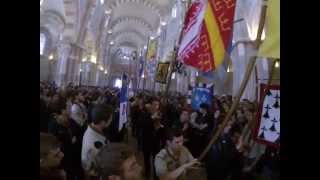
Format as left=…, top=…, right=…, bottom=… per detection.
left=178, top=0, right=236, bottom=72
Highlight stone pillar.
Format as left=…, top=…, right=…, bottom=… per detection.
left=55, top=42, right=72, bottom=87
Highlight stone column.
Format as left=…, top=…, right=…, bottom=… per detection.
left=55, top=42, right=72, bottom=87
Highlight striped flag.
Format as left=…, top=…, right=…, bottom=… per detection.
left=178, top=0, right=236, bottom=72
left=119, top=73, right=128, bottom=131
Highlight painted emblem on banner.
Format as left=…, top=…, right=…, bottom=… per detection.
left=191, top=86, right=213, bottom=110
left=155, top=62, right=170, bottom=84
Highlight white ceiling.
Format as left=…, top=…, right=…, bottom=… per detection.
left=103, top=0, right=177, bottom=74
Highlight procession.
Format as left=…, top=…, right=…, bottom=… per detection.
left=40, top=0, right=280, bottom=180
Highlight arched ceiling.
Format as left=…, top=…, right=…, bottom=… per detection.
left=104, top=0, right=176, bottom=66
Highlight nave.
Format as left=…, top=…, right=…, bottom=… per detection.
left=40, top=0, right=280, bottom=180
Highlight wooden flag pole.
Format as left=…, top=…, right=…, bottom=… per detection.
left=198, top=0, right=269, bottom=161
left=142, top=38, right=151, bottom=91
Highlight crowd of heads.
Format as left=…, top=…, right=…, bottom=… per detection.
left=40, top=80, right=279, bottom=180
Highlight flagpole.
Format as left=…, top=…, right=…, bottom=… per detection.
left=198, top=0, right=269, bottom=161
left=142, top=38, right=150, bottom=91
left=165, top=0, right=192, bottom=96
left=137, top=51, right=143, bottom=91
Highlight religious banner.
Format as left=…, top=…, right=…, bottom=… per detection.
left=146, top=59, right=157, bottom=77
left=146, top=38, right=158, bottom=62
left=178, top=0, right=236, bottom=72
left=254, top=84, right=280, bottom=148
left=155, top=62, right=170, bottom=84
left=119, top=73, right=128, bottom=131
left=191, top=84, right=214, bottom=110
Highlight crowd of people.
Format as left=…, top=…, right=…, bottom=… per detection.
left=40, top=81, right=280, bottom=180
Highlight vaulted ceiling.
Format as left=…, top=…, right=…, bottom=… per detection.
left=103, top=0, right=177, bottom=76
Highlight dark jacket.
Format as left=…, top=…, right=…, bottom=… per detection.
left=206, top=134, right=244, bottom=180
left=40, top=169, right=66, bottom=180
left=48, top=118, right=74, bottom=173
left=40, top=98, right=49, bottom=132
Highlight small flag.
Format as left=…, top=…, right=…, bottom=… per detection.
left=138, top=56, right=144, bottom=77
left=119, top=73, right=128, bottom=131
left=191, top=83, right=214, bottom=110
left=146, top=38, right=158, bottom=61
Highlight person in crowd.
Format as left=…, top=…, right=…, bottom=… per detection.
left=140, top=98, right=162, bottom=178
left=135, top=96, right=146, bottom=151
left=40, top=132, right=66, bottom=180
left=94, top=143, right=143, bottom=180
left=154, top=129, right=200, bottom=180
left=259, top=147, right=280, bottom=180
left=212, top=98, right=223, bottom=125
left=40, top=94, right=50, bottom=132
left=104, top=104, right=126, bottom=142
left=70, top=93, right=87, bottom=127
left=130, top=96, right=142, bottom=138
left=151, top=111, right=166, bottom=180
left=81, top=104, right=113, bottom=179
left=205, top=122, right=244, bottom=180
left=48, top=94, right=64, bottom=115
left=48, top=106, right=78, bottom=180
left=189, top=103, right=215, bottom=157
left=175, top=109, right=192, bottom=150
left=68, top=93, right=88, bottom=180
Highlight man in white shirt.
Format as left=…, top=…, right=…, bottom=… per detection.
left=70, top=94, right=87, bottom=126
left=81, top=104, right=113, bottom=178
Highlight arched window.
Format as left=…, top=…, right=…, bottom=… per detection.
left=40, top=33, right=46, bottom=55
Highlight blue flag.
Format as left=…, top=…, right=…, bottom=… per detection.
left=119, top=73, right=128, bottom=131
left=138, top=56, right=144, bottom=77
left=191, top=86, right=213, bottom=110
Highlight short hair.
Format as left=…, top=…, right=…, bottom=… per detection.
left=40, top=133, right=61, bottom=159
left=165, top=128, right=183, bottom=141
left=94, top=143, right=135, bottom=177
left=91, top=104, right=113, bottom=125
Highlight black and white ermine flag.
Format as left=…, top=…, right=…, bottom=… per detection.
left=255, top=84, right=280, bottom=148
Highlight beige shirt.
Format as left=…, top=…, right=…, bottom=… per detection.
left=154, top=146, right=194, bottom=180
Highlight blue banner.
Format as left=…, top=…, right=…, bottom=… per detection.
left=119, top=73, right=128, bottom=131
left=191, top=87, right=213, bottom=110
left=138, top=56, right=144, bottom=77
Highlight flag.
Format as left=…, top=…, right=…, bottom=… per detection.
left=138, top=56, right=144, bottom=77
left=146, top=38, right=158, bottom=61
left=119, top=73, right=128, bottom=131
left=155, top=62, right=170, bottom=84
left=191, top=84, right=214, bottom=110
left=146, top=59, right=157, bottom=77
left=254, top=84, right=280, bottom=148
left=178, top=0, right=236, bottom=72
left=258, top=0, right=280, bottom=59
